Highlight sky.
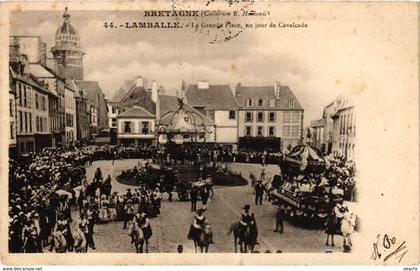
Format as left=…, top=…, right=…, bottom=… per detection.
left=10, top=6, right=385, bottom=126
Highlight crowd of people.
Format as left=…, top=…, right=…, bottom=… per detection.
left=75, top=144, right=285, bottom=166
left=8, top=142, right=356, bottom=253
left=8, top=147, right=161, bottom=253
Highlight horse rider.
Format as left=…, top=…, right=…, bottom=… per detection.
left=123, top=199, right=134, bottom=229
left=189, top=208, right=214, bottom=243
left=329, top=200, right=348, bottom=231
left=132, top=212, right=153, bottom=243
left=333, top=201, right=346, bottom=221
left=240, top=204, right=259, bottom=244
left=54, top=213, right=74, bottom=251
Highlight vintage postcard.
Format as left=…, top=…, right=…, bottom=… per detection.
left=0, top=0, right=418, bottom=266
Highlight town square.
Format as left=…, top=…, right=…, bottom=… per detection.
left=8, top=8, right=357, bottom=254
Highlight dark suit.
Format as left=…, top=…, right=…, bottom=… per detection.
left=255, top=183, right=264, bottom=205
left=190, top=189, right=198, bottom=212
left=275, top=205, right=287, bottom=233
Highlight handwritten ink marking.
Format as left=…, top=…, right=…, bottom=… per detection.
left=371, top=234, right=382, bottom=260
left=383, top=241, right=408, bottom=263
left=371, top=234, right=408, bottom=263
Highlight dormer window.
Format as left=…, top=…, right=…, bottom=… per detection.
left=288, top=98, right=294, bottom=108
left=247, top=98, right=252, bottom=107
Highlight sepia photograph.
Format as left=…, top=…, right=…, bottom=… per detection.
left=0, top=1, right=418, bottom=266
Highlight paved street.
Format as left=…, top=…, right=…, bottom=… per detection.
left=78, top=159, right=344, bottom=253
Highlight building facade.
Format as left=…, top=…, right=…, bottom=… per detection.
left=310, top=95, right=356, bottom=160
left=27, top=63, right=66, bottom=147
left=75, top=89, right=91, bottom=145
left=116, top=106, right=156, bottom=146
left=10, top=55, right=54, bottom=154
left=185, top=81, right=238, bottom=149
left=235, top=82, right=304, bottom=152
left=310, top=118, right=325, bottom=150
left=332, top=97, right=355, bottom=160
left=75, top=81, right=109, bottom=133
left=108, top=102, right=119, bottom=130
left=64, top=80, right=77, bottom=146
left=9, top=67, right=17, bottom=157
left=90, top=104, right=98, bottom=136
left=108, top=101, right=119, bottom=144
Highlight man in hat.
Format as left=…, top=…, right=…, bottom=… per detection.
left=190, top=186, right=198, bottom=212
left=254, top=180, right=264, bottom=205
left=240, top=204, right=258, bottom=244
left=189, top=208, right=214, bottom=243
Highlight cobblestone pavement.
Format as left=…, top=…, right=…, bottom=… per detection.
left=70, top=159, right=344, bottom=253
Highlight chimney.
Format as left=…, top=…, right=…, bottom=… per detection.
left=151, top=81, right=160, bottom=120
left=151, top=81, right=159, bottom=103
left=235, top=82, right=242, bottom=97
left=20, top=54, right=29, bottom=75
left=274, top=81, right=281, bottom=98
left=197, top=80, right=209, bottom=89
left=135, top=76, right=145, bottom=87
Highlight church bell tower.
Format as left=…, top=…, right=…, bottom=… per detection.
left=51, top=7, right=84, bottom=80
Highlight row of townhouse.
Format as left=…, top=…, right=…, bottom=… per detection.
left=309, top=95, right=356, bottom=160
left=9, top=9, right=109, bottom=156
left=107, top=77, right=304, bottom=152
left=8, top=40, right=101, bottom=156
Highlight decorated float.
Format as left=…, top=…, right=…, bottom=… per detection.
left=269, top=144, right=344, bottom=228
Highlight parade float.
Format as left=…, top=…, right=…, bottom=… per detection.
left=269, top=144, right=344, bottom=228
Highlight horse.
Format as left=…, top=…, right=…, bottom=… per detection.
left=73, top=230, right=87, bottom=253
left=341, top=212, right=357, bottom=252
left=128, top=222, right=145, bottom=253
left=192, top=226, right=212, bottom=253
left=227, top=222, right=256, bottom=253
left=325, top=211, right=357, bottom=249
left=48, top=231, right=67, bottom=253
